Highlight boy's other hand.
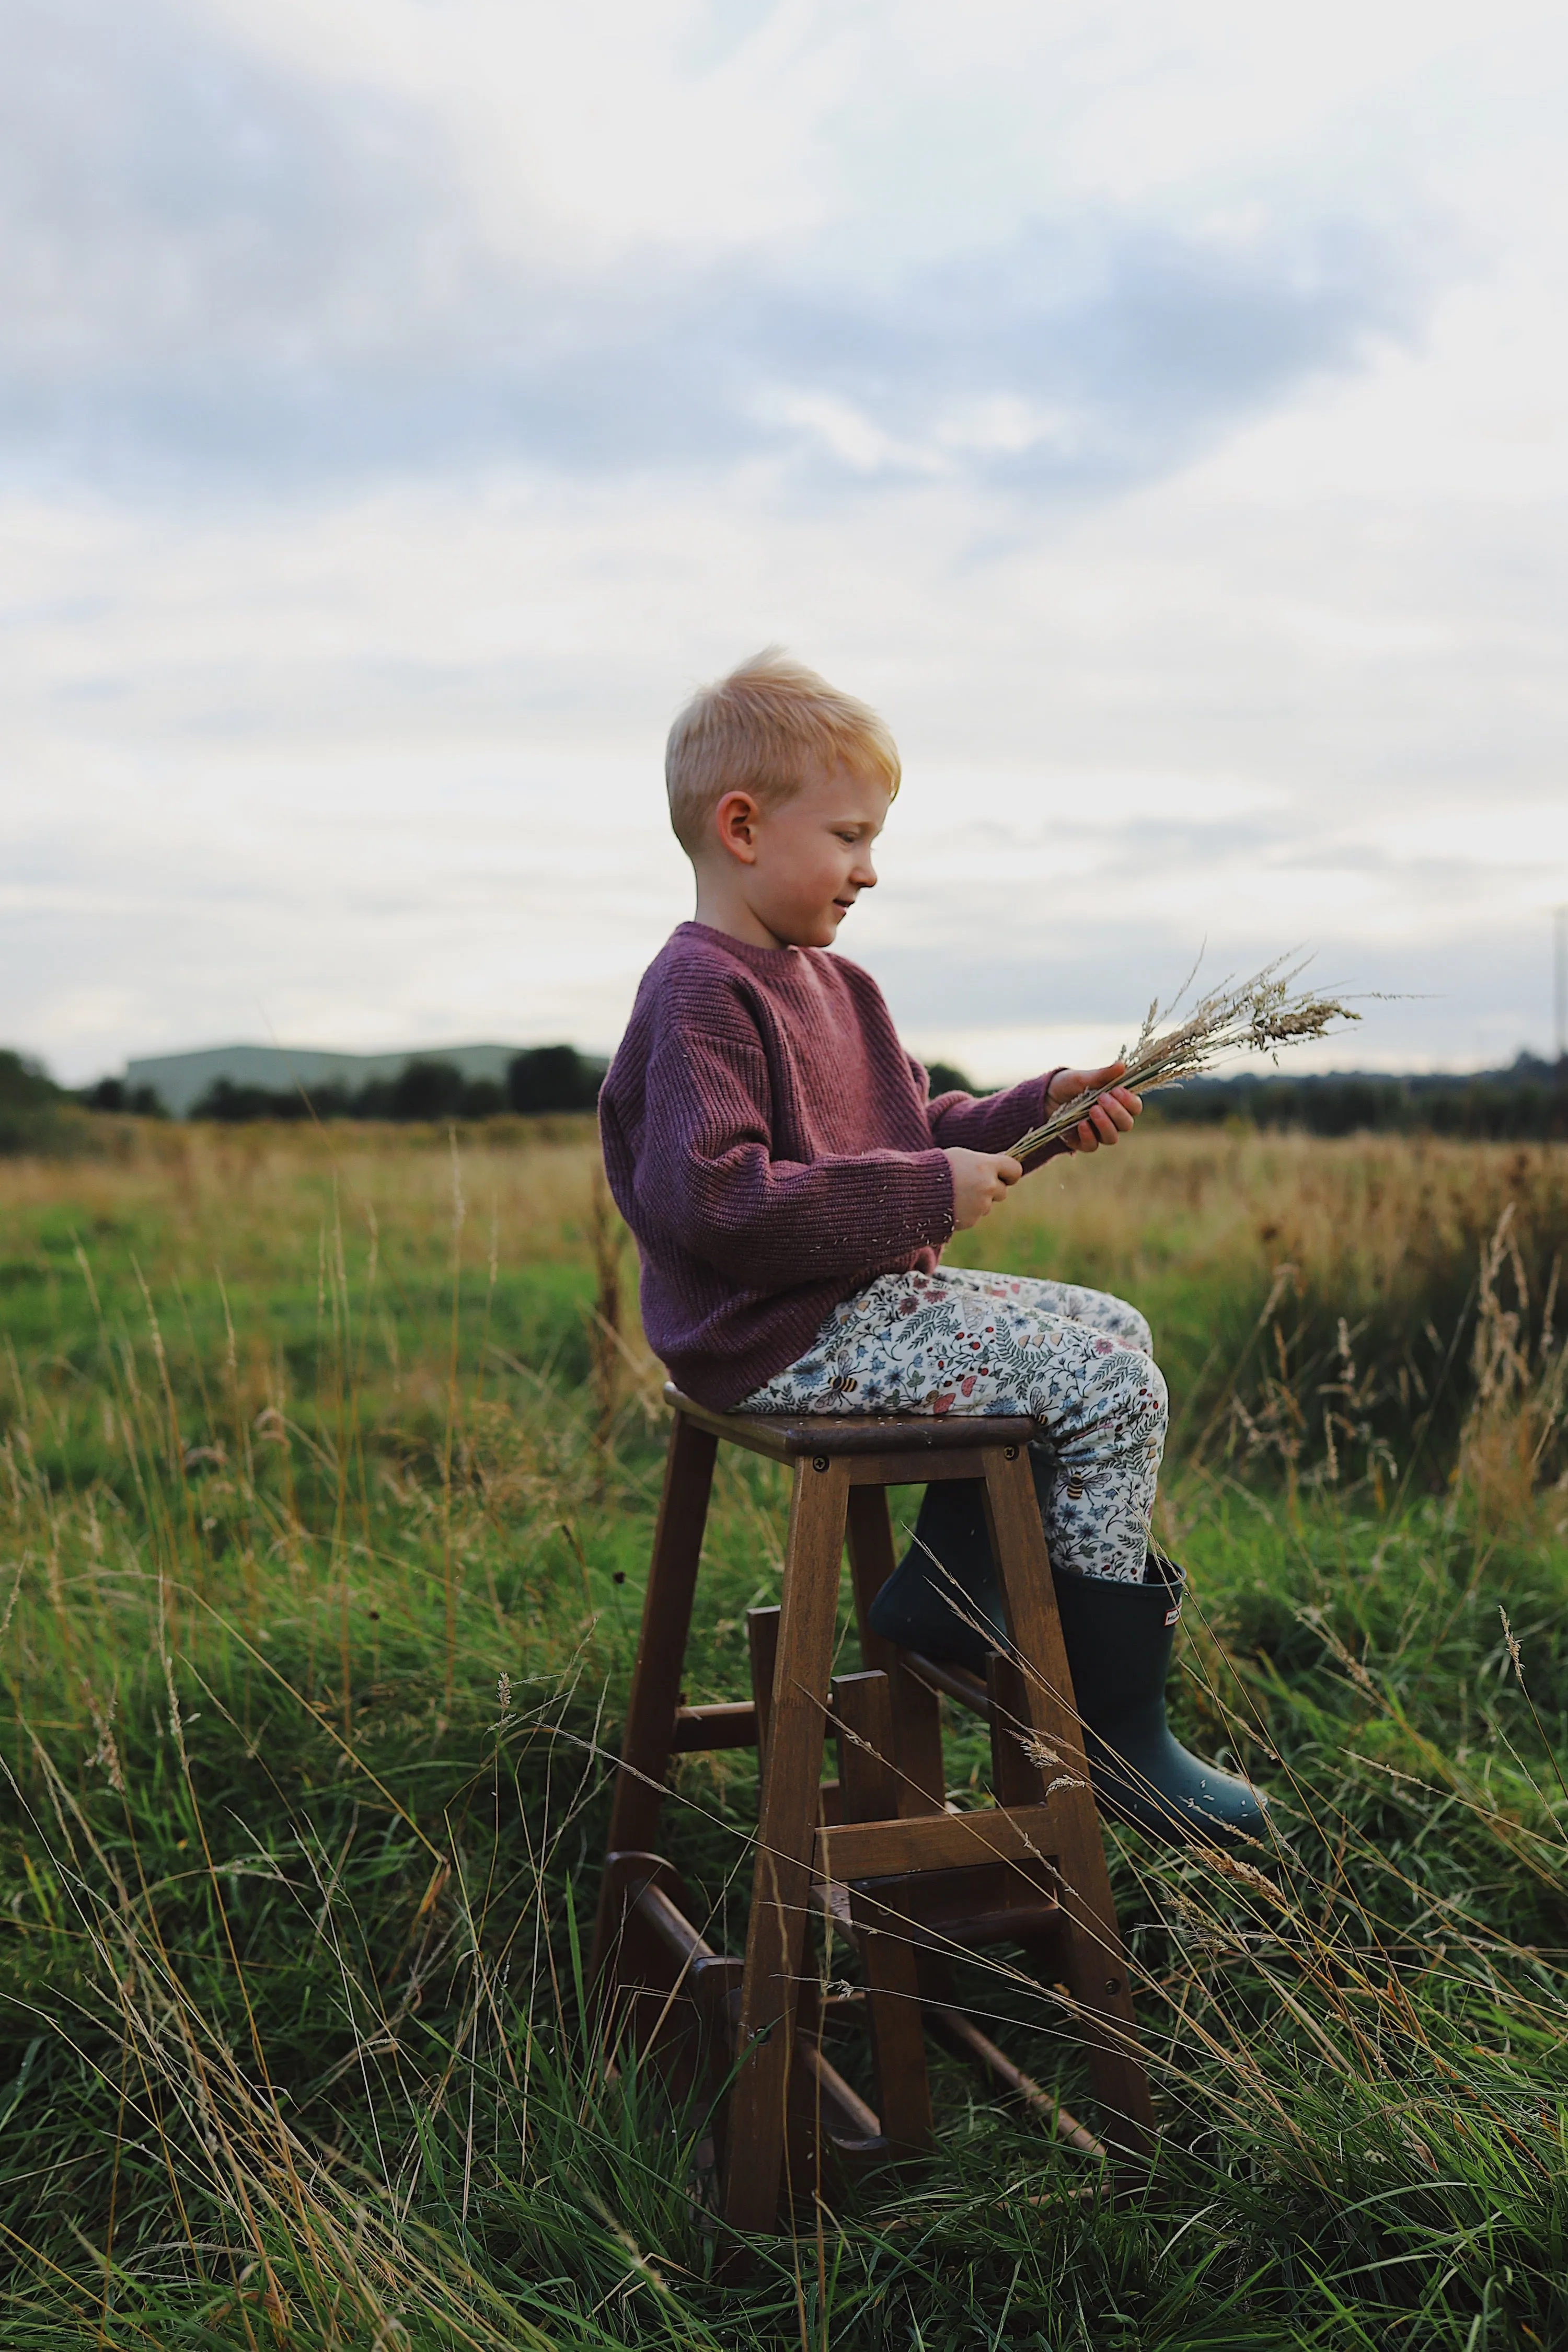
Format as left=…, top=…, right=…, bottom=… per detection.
left=944, top=1147, right=1023, bottom=1230
left=1048, top=1062, right=1144, bottom=1154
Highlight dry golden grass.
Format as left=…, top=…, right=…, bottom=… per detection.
left=965, top=1123, right=1566, bottom=1301
left=8, top=1117, right=1563, bottom=1485
left=6, top=1114, right=1563, bottom=1546
left=11, top=1112, right=1558, bottom=1338
left=0, top=1112, right=605, bottom=1262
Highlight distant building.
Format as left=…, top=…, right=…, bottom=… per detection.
left=125, top=1043, right=531, bottom=1119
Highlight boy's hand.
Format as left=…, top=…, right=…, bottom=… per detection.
left=1048, top=1062, right=1144, bottom=1154
left=944, top=1147, right=1023, bottom=1230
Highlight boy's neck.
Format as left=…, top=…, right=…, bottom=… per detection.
left=690, top=871, right=792, bottom=952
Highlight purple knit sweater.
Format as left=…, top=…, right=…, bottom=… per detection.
left=599, top=923, right=1057, bottom=1409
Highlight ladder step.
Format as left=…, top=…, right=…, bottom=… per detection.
left=671, top=1700, right=758, bottom=1750
left=820, top=1857, right=1059, bottom=1948
left=817, top=1802, right=1059, bottom=1884
left=855, top=1892, right=1062, bottom=1952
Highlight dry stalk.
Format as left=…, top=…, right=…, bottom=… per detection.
left=1010, top=954, right=1361, bottom=1163
left=1456, top=1204, right=1568, bottom=1519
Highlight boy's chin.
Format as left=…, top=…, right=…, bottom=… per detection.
left=771, top=913, right=841, bottom=949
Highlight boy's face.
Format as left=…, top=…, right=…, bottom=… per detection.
left=710, top=761, right=890, bottom=949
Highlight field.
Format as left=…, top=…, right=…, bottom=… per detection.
left=2, top=1119, right=1567, bottom=2349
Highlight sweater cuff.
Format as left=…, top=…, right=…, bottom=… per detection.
left=1016, top=1071, right=1070, bottom=1173
left=915, top=1144, right=957, bottom=1246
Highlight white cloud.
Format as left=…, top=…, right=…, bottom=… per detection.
left=2, top=0, right=1566, bottom=1082
left=0, top=0, right=1428, bottom=493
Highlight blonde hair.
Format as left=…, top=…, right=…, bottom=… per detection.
left=665, top=648, right=901, bottom=854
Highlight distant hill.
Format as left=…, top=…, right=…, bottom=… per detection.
left=1, top=1039, right=612, bottom=1143
left=123, top=1043, right=531, bottom=1119
left=183, top=1045, right=605, bottom=1124
left=49, top=1042, right=605, bottom=1123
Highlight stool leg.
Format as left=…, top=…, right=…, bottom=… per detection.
left=845, top=1484, right=898, bottom=1675
left=987, top=1651, right=1045, bottom=1808
left=845, top=1486, right=946, bottom=1815
left=979, top=1445, right=1156, bottom=2162
left=746, top=1606, right=781, bottom=1759
left=834, top=1671, right=934, bottom=2157
left=590, top=1411, right=718, bottom=1986
left=722, top=1453, right=850, bottom=2235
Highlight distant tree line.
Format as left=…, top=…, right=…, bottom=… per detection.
left=1139, top=1054, right=1568, bottom=1141
left=78, top=1077, right=170, bottom=1117
left=186, top=1046, right=606, bottom=1124
left=924, top=1054, right=1568, bottom=1141
left=6, top=1041, right=1568, bottom=1149
left=0, top=1051, right=75, bottom=1152
left=0, top=1044, right=606, bottom=1148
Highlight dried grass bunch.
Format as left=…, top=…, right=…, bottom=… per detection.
left=1010, top=954, right=1361, bottom=1163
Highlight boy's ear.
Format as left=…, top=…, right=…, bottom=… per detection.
left=713, top=789, right=763, bottom=864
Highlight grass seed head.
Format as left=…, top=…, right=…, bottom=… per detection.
left=1010, top=955, right=1363, bottom=1160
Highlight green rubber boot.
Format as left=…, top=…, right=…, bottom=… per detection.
left=868, top=1470, right=1267, bottom=1849
left=1051, top=1554, right=1269, bottom=1849
left=865, top=1473, right=1006, bottom=1670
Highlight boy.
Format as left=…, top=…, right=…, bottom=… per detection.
left=601, top=651, right=1263, bottom=1845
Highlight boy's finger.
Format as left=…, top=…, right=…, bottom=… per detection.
left=1051, top=1062, right=1125, bottom=1101
left=996, top=1154, right=1023, bottom=1185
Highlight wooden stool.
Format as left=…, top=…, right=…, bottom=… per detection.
left=591, top=1385, right=1155, bottom=2235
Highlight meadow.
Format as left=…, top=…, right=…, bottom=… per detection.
left=1, top=1116, right=1566, bottom=2350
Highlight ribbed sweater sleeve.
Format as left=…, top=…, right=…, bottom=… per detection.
left=922, top=1066, right=1057, bottom=1155
left=632, top=1013, right=955, bottom=1287
left=920, top=1064, right=1072, bottom=1167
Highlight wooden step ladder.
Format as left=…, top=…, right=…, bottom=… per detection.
left=591, top=1386, right=1155, bottom=2234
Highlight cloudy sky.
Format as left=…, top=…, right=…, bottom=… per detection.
left=4, top=0, right=1566, bottom=1085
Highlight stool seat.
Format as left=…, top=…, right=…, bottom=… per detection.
left=594, top=1386, right=1154, bottom=2244
left=665, top=1381, right=1038, bottom=1460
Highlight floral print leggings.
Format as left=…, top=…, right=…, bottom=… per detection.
left=740, top=1265, right=1166, bottom=1582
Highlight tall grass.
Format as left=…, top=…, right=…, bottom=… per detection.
left=1, top=1120, right=1565, bottom=2347
left=963, top=1127, right=1568, bottom=1504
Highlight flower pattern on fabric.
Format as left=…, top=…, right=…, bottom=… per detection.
left=739, top=1265, right=1165, bottom=1582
